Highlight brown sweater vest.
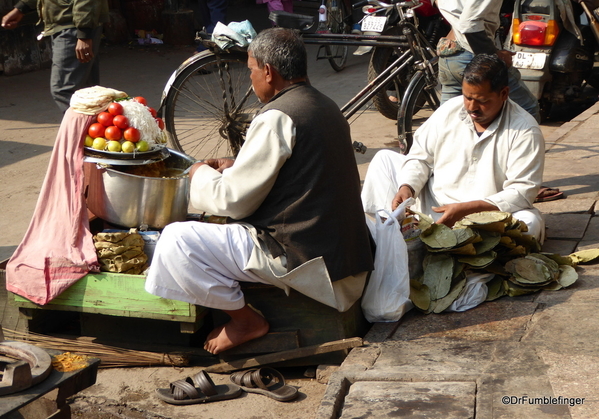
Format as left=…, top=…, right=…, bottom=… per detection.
left=240, top=83, right=374, bottom=281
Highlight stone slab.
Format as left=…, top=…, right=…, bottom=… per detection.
left=390, top=300, right=537, bottom=342
left=544, top=213, right=591, bottom=240
left=476, top=374, right=571, bottom=419
left=522, top=301, right=599, bottom=355
left=534, top=198, right=595, bottom=215
left=541, top=239, right=578, bottom=255
left=534, top=265, right=599, bottom=304
left=339, top=381, right=476, bottom=419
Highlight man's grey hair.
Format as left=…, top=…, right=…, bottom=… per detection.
left=248, top=27, right=307, bottom=80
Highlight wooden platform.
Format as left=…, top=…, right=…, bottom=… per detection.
left=2, top=259, right=369, bottom=363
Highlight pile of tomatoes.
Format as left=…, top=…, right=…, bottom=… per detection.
left=86, top=96, right=164, bottom=153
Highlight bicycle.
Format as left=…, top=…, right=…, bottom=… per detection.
left=159, top=0, right=440, bottom=161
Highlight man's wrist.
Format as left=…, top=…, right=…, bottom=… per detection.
left=399, top=184, right=415, bottom=196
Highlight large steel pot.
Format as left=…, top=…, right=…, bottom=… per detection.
left=85, top=149, right=195, bottom=229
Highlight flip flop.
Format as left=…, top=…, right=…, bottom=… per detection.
left=535, top=186, right=565, bottom=203
left=156, top=370, right=241, bottom=405
left=230, top=367, right=298, bottom=402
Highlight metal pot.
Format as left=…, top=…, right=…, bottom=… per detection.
left=85, top=149, right=195, bottom=229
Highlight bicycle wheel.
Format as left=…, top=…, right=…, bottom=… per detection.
left=162, top=51, right=262, bottom=161
left=397, top=70, right=441, bottom=154
left=367, top=28, right=414, bottom=120
left=325, top=0, right=350, bottom=72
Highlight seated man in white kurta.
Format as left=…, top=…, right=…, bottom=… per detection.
left=145, top=28, right=374, bottom=354
left=361, top=53, right=545, bottom=242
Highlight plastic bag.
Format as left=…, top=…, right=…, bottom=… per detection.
left=361, top=199, right=414, bottom=322
left=447, top=272, right=495, bottom=312
left=211, top=20, right=257, bottom=49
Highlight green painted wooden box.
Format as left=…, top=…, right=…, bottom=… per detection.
left=6, top=265, right=206, bottom=334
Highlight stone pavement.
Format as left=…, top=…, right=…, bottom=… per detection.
left=316, top=103, right=599, bottom=419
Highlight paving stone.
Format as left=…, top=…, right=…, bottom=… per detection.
left=371, top=339, right=496, bottom=377
left=391, top=300, right=537, bottom=342
left=534, top=265, right=599, bottom=304
left=339, top=381, right=475, bottom=419
left=477, top=374, right=571, bottom=419
left=577, top=240, right=599, bottom=251
left=522, top=301, right=599, bottom=355
left=541, top=239, right=578, bottom=255
left=583, top=216, right=599, bottom=238
left=534, top=198, right=595, bottom=215
left=544, top=213, right=591, bottom=240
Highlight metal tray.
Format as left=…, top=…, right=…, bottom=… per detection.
left=83, top=144, right=169, bottom=165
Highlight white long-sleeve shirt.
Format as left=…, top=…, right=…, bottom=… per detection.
left=189, top=109, right=295, bottom=217
left=436, top=0, right=501, bottom=53
left=402, top=95, right=545, bottom=219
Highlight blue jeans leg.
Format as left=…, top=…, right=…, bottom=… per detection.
left=438, top=49, right=540, bottom=122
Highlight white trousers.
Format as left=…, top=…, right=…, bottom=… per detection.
left=361, top=150, right=545, bottom=243
left=145, top=221, right=270, bottom=311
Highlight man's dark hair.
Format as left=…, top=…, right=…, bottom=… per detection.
left=248, top=27, right=307, bottom=80
left=463, top=54, right=509, bottom=93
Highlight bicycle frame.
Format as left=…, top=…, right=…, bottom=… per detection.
left=158, top=0, right=440, bottom=158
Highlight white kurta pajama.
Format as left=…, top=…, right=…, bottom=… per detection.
left=145, top=109, right=367, bottom=312
left=361, top=96, right=546, bottom=242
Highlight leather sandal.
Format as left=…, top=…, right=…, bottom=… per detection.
left=535, top=186, right=565, bottom=203
left=156, top=370, right=241, bottom=405
left=230, top=367, right=298, bottom=402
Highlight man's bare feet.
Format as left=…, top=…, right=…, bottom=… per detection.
left=204, top=305, right=269, bottom=354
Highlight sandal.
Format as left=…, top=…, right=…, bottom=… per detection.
left=535, top=186, right=565, bottom=203
left=230, top=367, right=298, bottom=402
left=156, top=370, right=241, bottom=405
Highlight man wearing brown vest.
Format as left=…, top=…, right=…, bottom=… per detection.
left=145, top=28, right=374, bottom=355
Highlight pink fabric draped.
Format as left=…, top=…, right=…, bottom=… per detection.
left=6, top=108, right=100, bottom=305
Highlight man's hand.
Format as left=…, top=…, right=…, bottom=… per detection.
left=391, top=184, right=414, bottom=210
left=497, top=49, right=515, bottom=68
left=1, top=8, right=24, bottom=29
left=204, top=158, right=234, bottom=173
left=432, top=200, right=498, bottom=227
left=76, top=39, right=94, bottom=63
left=188, top=158, right=234, bottom=180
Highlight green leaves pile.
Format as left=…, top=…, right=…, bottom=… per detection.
left=410, top=211, right=597, bottom=314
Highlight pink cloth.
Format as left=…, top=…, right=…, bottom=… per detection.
left=257, top=0, right=294, bottom=13
left=6, top=108, right=100, bottom=305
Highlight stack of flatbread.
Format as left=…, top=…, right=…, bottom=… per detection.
left=93, top=229, right=148, bottom=275
left=70, top=85, right=128, bottom=115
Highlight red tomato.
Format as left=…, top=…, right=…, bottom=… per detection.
left=88, top=123, right=106, bottom=138
left=124, top=127, right=141, bottom=143
left=113, top=114, right=130, bottom=129
left=148, top=107, right=157, bottom=118
left=97, top=111, right=114, bottom=127
left=133, top=96, right=147, bottom=106
left=155, top=117, right=165, bottom=130
left=105, top=126, right=122, bottom=141
left=108, top=102, right=124, bottom=116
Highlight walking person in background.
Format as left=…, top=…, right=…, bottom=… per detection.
left=1, top=0, right=109, bottom=113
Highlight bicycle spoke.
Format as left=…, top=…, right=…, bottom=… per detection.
left=164, top=52, right=261, bottom=161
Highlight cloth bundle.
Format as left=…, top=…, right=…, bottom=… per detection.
left=93, top=229, right=148, bottom=275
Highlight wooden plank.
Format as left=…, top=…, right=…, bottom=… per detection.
left=219, top=331, right=301, bottom=357
left=204, top=337, right=363, bottom=373
left=10, top=272, right=201, bottom=322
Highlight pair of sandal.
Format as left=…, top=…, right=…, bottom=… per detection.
left=156, top=367, right=298, bottom=405
left=535, top=186, right=565, bottom=203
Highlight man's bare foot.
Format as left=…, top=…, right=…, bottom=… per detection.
left=204, top=305, right=269, bottom=354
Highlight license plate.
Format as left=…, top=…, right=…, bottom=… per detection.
left=361, top=16, right=387, bottom=33
left=513, top=51, right=547, bottom=70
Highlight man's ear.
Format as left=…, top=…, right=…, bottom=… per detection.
left=500, top=86, right=509, bottom=101
left=264, top=63, right=274, bottom=83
